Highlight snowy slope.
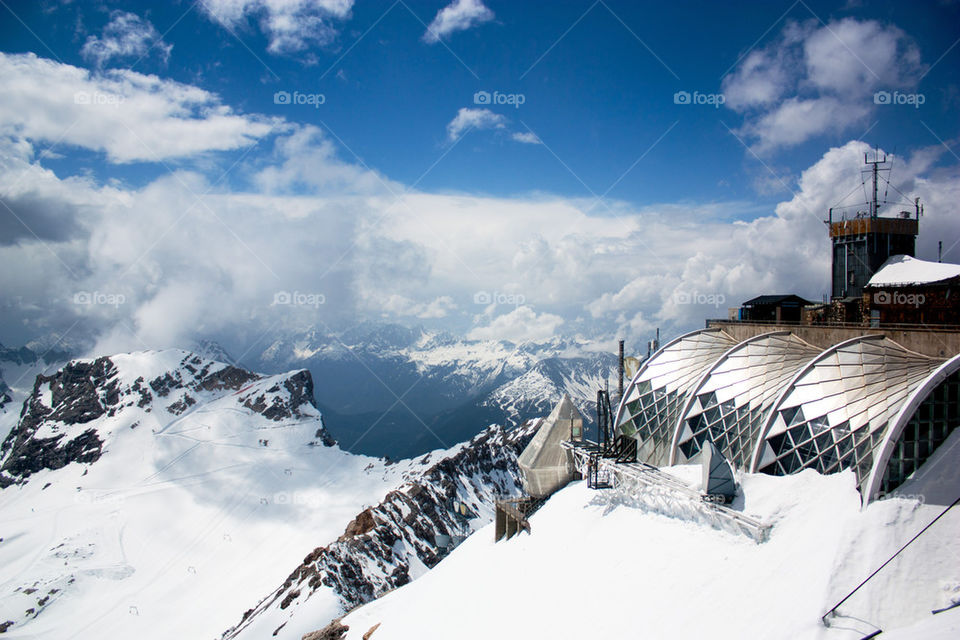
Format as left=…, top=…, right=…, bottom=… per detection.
left=223, top=419, right=539, bottom=640
left=0, top=350, right=416, bottom=639
left=334, top=468, right=960, bottom=640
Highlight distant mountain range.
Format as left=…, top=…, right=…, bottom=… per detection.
left=250, top=323, right=618, bottom=458
left=2, top=322, right=622, bottom=461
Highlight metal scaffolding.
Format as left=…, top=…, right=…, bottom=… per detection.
left=562, top=440, right=772, bottom=544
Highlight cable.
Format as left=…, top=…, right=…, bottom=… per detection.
left=822, top=493, right=960, bottom=626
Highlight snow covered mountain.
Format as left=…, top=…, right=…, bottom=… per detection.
left=0, top=348, right=541, bottom=639
left=222, top=420, right=538, bottom=640
left=0, top=349, right=412, bottom=638
left=252, top=324, right=617, bottom=458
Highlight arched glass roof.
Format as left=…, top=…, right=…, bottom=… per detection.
left=670, top=331, right=821, bottom=468
left=750, top=336, right=942, bottom=493
left=863, top=354, right=960, bottom=501
left=616, top=329, right=737, bottom=466
left=613, top=330, right=959, bottom=503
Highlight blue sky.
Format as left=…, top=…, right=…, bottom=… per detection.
left=1, top=0, right=959, bottom=353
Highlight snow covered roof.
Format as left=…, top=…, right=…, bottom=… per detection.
left=867, top=254, right=960, bottom=287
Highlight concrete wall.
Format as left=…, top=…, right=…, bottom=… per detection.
left=707, top=320, right=960, bottom=358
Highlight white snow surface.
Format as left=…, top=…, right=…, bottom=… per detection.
left=0, top=349, right=421, bottom=639
left=339, top=468, right=960, bottom=640
left=867, top=254, right=960, bottom=287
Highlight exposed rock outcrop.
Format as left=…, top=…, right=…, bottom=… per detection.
left=223, top=421, right=538, bottom=639
left=0, top=351, right=335, bottom=487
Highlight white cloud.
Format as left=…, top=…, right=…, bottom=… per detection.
left=467, top=306, right=564, bottom=343
left=0, top=52, right=277, bottom=163
left=81, top=11, right=173, bottom=68
left=723, top=18, right=924, bottom=154
left=722, top=48, right=795, bottom=111
left=252, top=124, right=397, bottom=194
left=803, top=18, right=922, bottom=93
left=511, top=131, right=541, bottom=145
left=0, top=58, right=956, bottom=355
left=745, top=97, right=870, bottom=154
left=3, top=137, right=957, bottom=354
left=382, top=294, right=457, bottom=319
left=423, top=0, right=494, bottom=44
left=446, top=107, right=505, bottom=141
left=201, top=0, right=353, bottom=54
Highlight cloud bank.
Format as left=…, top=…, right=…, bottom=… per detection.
left=723, top=18, right=924, bottom=153
left=0, top=50, right=957, bottom=357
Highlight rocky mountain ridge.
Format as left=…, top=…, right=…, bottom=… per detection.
left=223, top=419, right=538, bottom=640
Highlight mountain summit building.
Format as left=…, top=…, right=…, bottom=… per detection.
left=611, top=150, right=959, bottom=504
left=828, top=150, right=921, bottom=300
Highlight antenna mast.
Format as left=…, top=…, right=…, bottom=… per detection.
left=864, top=148, right=888, bottom=218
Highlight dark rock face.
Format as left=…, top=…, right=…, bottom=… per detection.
left=241, top=370, right=316, bottom=422
left=302, top=620, right=349, bottom=640
left=222, top=421, right=537, bottom=639
left=0, top=352, right=336, bottom=487
left=147, top=356, right=258, bottom=400
left=0, top=358, right=117, bottom=486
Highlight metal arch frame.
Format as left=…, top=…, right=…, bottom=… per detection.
left=612, top=327, right=730, bottom=433
left=667, top=330, right=798, bottom=466
left=862, top=353, right=960, bottom=503
left=748, top=334, right=888, bottom=473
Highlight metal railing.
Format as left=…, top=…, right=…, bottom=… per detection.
left=707, top=318, right=960, bottom=332
left=562, top=440, right=772, bottom=544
